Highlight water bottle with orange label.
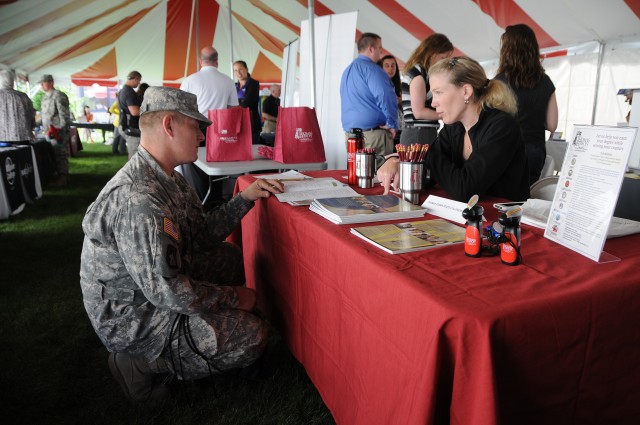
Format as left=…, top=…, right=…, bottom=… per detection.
left=499, top=206, right=523, bottom=265
left=462, top=195, right=483, bottom=257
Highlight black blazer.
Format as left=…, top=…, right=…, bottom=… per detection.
left=237, top=77, right=261, bottom=134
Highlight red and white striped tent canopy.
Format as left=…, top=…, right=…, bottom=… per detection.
left=1, top=0, right=639, bottom=87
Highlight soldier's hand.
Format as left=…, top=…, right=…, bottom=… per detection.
left=240, top=179, right=284, bottom=202
left=235, top=287, right=257, bottom=311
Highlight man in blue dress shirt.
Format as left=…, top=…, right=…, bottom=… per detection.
left=340, top=32, right=398, bottom=164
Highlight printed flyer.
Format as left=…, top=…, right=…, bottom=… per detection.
left=544, top=125, right=637, bottom=261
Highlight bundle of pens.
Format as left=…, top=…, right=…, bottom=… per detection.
left=396, top=143, right=429, bottom=162
left=356, top=148, right=376, bottom=154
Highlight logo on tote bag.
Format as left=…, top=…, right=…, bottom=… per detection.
left=294, top=127, right=313, bottom=143
left=219, top=127, right=238, bottom=143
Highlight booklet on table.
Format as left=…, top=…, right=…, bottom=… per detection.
left=310, top=194, right=426, bottom=224
left=274, top=178, right=359, bottom=204
left=350, top=219, right=466, bottom=254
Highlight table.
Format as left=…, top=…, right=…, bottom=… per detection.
left=71, top=122, right=114, bottom=142
left=0, top=145, right=42, bottom=219
left=235, top=170, right=640, bottom=425
left=194, top=145, right=327, bottom=203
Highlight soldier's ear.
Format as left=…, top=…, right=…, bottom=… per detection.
left=161, top=114, right=174, bottom=137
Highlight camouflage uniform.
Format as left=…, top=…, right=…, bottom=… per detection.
left=41, top=88, right=70, bottom=175
left=80, top=146, right=267, bottom=380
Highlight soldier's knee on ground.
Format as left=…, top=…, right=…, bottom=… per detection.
left=108, top=352, right=172, bottom=405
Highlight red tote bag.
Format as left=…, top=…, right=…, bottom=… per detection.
left=205, top=108, right=253, bottom=162
left=273, top=106, right=326, bottom=163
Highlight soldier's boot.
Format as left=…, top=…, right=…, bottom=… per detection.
left=108, top=352, right=172, bottom=404
left=47, top=174, right=68, bottom=188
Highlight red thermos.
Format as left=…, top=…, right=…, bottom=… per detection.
left=347, top=128, right=363, bottom=185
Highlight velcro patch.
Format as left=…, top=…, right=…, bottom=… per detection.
left=163, top=217, right=180, bottom=241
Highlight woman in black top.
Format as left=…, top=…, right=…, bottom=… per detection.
left=233, top=60, right=261, bottom=144
left=378, top=55, right=403, bottom=139
left=496, top=24, right=558, bottom=185
left=378, top=56, right=529, bottom=202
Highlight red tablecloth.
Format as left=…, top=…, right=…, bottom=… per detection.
left=235, top=170, right=640, bottom=425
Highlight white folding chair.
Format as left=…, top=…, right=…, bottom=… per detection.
left=539, top=155, right=555, bottom=178
left=529, top=176, right=559, bottom=201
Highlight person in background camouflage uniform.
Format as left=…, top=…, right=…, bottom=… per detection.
left=39, top=74, right=70, bottom=187
left=80, top=86, right=284, bottom=404
left=0, top=69, right=35, bottom=142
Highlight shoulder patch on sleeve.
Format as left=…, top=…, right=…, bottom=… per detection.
left=162, top=217, right=180, bottom=241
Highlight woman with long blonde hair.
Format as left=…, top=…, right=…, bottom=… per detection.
left=378, top=56, right=529, bottom=202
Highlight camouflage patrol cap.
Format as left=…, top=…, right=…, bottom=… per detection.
left=39, top=74, right=54, bottom=83
left=140, top=86, right=212, bottom=127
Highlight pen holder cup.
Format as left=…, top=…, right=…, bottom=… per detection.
left=355, top=152, right=376, bottom=188
left=399, top=161, right=424, bottom=204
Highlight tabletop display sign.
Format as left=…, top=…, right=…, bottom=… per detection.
left=544, top=125, right=638, bottom=261
left=206, top=108, right=253, bottom=162
left=273, top=106, right=326, bottom=164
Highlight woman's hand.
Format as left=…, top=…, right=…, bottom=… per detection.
left=377, top=157, right=400, bottom=194
left=240, top=178, right=284, bottom=201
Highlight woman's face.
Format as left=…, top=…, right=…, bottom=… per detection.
left=429, top=72, right=468, bottom=125
left=233, top=63, right=248, bottom=81
left=382, top=58, right=397, bottom=78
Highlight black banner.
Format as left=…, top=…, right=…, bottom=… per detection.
left=0, top=147, right=26, bottom=214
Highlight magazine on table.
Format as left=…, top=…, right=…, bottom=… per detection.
left=350, top=219, right=466, bottom=254
left=310, top=194, right=426, bottom=224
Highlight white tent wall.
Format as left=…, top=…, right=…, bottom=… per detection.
left=595, top=44, right=640, bottom=125
left=281, top=39, right=300, bottom=108
left=483, top=41, right=640, bottom=141
left=299, top=12, right=357, bottom=171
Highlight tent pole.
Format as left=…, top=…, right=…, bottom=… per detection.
left=308, top=0, right=316, bottom=108
left=228, top=0, right=234, bottom=76
left=184, top=0, right=197, bottom=78
left=195, top=0, right=199, bottom=71
left=591, top=40, right=605, bottom=125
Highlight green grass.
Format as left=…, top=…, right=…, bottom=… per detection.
left=0, top=143, right=334, bottom=425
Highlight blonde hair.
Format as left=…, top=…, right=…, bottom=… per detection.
left=429, top=56, right=517, bottom=116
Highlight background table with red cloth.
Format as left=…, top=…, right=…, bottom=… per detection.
left=235, top=170, right=640, bottom=425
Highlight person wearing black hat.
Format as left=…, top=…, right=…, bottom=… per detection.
left=40, top=73, right=70, bottom=187
left=118, top=70, right=142, bottom=159
left=80, top=87, right=283, bottom=404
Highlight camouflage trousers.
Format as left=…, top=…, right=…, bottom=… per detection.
left=51, top=128, right=69, bottom=175
left=161, top=242, right=268, bottom=381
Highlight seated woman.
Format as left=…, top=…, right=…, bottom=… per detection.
left=377, top=56, right=529, bottom=202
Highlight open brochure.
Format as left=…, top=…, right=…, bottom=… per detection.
left=310, top=194, right=426, bottom=224
left=274, top=178, right=358, bottom=204
left=351, top=219, right=466, bottom=254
